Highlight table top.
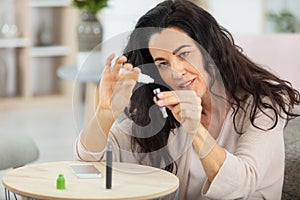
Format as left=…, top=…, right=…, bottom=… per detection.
left=2, top=161, right=179, bottom=200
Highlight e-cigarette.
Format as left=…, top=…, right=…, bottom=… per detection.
left=106, top=140, right=112, bottom=189
left=153, top=88, right=168, bottom=118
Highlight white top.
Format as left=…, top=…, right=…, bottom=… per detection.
left=186, top=109, right=238, bottom=199
left=75, top=97, right=286, bottom=200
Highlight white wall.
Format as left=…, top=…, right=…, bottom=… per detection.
left=208, top=0, right=264, bottom=34
left=94, top=0, right=159, bottom=58
left=0, top=0, right=16, bottom=28
left=208, top=0, right=300, bottom=34
left=100, top=0, right=159, bottom=41
left=234, top=34, right=300, bottom=91
left=99, top=0, right=300, bottom=41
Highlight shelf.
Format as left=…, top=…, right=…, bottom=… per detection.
left=30, top=45, right=69, bottom=57
left=30, top=0, right=70, bottom=7
left=0, top=0, right=76, bottom=108
left=0, top=38, right=29, bottom=48
left=57, top=66, right=100, bottom=83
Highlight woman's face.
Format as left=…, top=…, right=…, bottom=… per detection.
left=148, top=27, right=208, bottom=98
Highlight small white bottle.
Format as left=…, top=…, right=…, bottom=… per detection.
left=119, top=68, right=154, bottom=84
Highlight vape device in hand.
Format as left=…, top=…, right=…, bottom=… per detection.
left=153, top=88, right=168, bottom=118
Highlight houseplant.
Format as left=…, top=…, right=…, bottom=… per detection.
left=268, top=10, right=299, bottom=33
left=72, top=0, right=108, bottom=73
left=72, top=0, right=108, bottom=13
left=72, top=0, right=108, bottom=51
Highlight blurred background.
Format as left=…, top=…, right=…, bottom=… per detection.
left=0, top=0, right=299, bottom=199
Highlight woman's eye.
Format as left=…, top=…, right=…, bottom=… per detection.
left=157, top=62, right=169, bottom=69
left=179, top=51, right=190, bottom=58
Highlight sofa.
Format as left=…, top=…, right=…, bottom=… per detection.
left=282, top=117, right=300, bottom=199
left=0, top=134, right=39, bottom=170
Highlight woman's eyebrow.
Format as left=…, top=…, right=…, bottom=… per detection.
left=154, top=57, right=165, bottom=62
left=172, top=44, right=191, bottom=55
left=153, top=44, right=192, bottom=62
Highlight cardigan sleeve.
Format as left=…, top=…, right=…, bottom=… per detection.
left=74, top=118, right=133, bottom=162
left=74, top=135, right=106, bottom=161
left=202, top=105, right=286, bottom=199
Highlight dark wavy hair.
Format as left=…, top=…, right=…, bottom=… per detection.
left=122, top=0, right=300, bottom=172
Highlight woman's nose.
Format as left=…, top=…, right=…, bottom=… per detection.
left=171, top=60, right=186, bottom=79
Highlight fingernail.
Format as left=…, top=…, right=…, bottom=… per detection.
left=157, top=100, right=164, bottom=106
left=157, top=93, right=164, bottom=98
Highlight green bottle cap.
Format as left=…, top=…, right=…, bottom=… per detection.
left=56, top=174, right=65, bottom=190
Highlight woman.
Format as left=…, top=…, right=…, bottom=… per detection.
left=75, top=0, right=300, bottom=199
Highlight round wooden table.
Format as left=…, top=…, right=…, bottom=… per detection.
left=2, top=161, right=179, bottom=200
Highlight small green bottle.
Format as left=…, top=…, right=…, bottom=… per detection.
left=56, top=174, right=65, bottom=190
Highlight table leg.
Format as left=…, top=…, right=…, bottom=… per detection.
left=4, top=188, right=9, bottom=200
left=173, top=188, right=179, bottom=200
left=4, top=188, right=39, bottom=200
left=4, top=188, right=18, bottom=200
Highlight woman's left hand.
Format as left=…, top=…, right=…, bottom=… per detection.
left=154, top=90, right=202, bottom=135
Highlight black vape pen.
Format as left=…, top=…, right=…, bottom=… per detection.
left=106, top=140, right=112, bottom=189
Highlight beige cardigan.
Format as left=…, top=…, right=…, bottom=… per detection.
left=75, top=98, right=286, bottom=199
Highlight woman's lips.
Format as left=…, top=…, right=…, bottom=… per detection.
left=178, top=78, right=195, bottom=89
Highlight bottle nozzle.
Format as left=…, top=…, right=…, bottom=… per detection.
left=119, top=68, right=154, bottom=84
left=138, top=73, right=154, bottom=84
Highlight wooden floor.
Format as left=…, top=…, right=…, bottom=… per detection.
left=0, top=104, right=83, bottom=199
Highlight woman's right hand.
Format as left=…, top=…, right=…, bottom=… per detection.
left=95, top=54, right=139, bottom=119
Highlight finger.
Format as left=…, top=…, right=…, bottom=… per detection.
left=157, top=90, right=199, bottom=106
left=123, top=63, right=134, bottom=71
left=94, top=85, right=99, bottom=111
left=113, top=79, right=136, bottom=105
left=158, top=90, right=197, bottom=99
left=171, top=103, right=181, bottom=115
left=122, top=64, right=141, bottom=74
left=171, top=103, right=195, bottom=118
left=132, top=67, right=141, bottom=74
left=156, top=92, right=180, bottom=107
left=104, top=53, right=115, bottom=72
left=153, top=96, right=157, bottom=104
left=112, top=56, right=127, bottom=73
left=169, top=104, right=182, bottom=122
left=115, top=74, right=137, bottom=89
